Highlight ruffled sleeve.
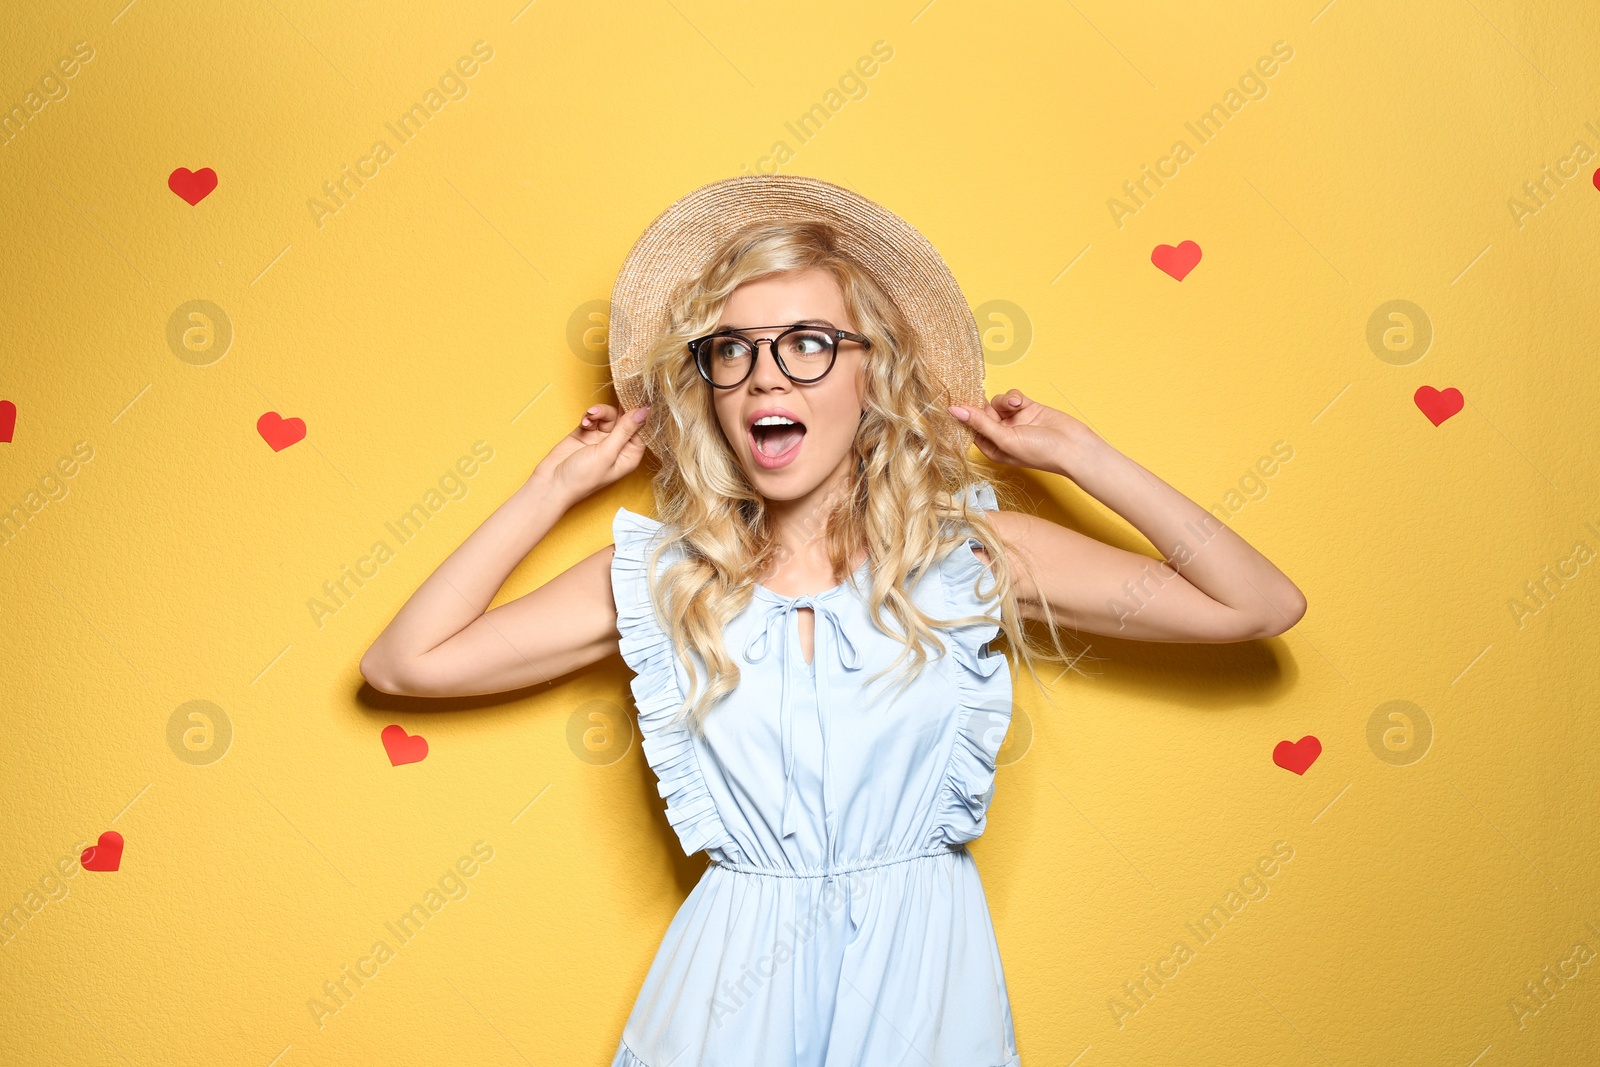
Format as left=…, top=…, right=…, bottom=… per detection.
left=611, top=506, right=732, bottom=859
left=930, top=481, right=1015, bottom=849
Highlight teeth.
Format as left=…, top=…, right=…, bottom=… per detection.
left=752, top=415, right=800, bottom=428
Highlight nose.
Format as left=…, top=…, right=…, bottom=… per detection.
left=746, top=337, right=790, bottom=391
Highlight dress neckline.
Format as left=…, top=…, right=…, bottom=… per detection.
left=752, top=556, right=871, bottom=604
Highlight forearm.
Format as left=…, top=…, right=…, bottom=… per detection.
left=1049, top=430, right=1306, bottom=626
left=363, top=470, right=573, bottom=676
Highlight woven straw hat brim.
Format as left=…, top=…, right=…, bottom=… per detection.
left=608, top=174, right=983, bottom=459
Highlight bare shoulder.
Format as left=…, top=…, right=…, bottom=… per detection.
left=961, top=507, right=1064, bottom=611
left=965, top=506, right=1034, bottom=567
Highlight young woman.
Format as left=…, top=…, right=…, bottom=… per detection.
left=360, top=176, right=1306, bottom=1067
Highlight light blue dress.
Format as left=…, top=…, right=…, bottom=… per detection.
left=609, top=482, right=1021, bottom=1067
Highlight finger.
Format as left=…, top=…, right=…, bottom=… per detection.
left=602, top=405, right=651, bottom=462
left=956, top=399, right=1017, bottom=447
left=611, top=408, right=653, bottom=471
left=989, top=389, right=1025, bottom=417
left=579, top=404, right=617, bottom=430
left=615, top=427, right=650, bottom=471
left=950, top=406, right=1002, bottom=459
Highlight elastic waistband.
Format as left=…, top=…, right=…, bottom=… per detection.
left=709, top=844, right=962, bottom=879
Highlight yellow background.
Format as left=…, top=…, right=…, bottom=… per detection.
left=3, top=0, right=1597, bottom=1064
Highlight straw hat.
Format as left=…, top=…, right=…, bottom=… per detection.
left=607, top=174, right=985, bottom=459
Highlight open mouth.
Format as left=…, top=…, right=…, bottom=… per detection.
left=749, top=415, right=807, bottom=466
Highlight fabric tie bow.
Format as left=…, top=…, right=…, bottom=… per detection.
left=742, top=594, right=861, bottom=871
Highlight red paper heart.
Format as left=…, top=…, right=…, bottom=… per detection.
left=0, top=399, right=14, bottom=443
left=1273, top=735, right=1322, bottom=775
left=1151, top=241, right=1203, bottom=281
left=1592, top=167, right=1599, bottom=191
left=257, top=411, right=306, bottom=451
left=382, top=724, right=428, bottom=766
left=1414, top=386, right=1464, bottom=426
left=82, top=830, right=124, bottom=871
left=168, top=167, right=217, bottom=205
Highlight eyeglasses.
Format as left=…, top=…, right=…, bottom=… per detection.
left=687, top=323, right=872, bottom=389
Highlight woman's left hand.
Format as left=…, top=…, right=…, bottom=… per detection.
left=948, top=389, right=1096, bottom=476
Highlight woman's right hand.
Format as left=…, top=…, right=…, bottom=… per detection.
left=531, top=403, right=652, bottom=505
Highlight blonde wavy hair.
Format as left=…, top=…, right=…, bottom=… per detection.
left=631, top=219, right=1084, bottom=733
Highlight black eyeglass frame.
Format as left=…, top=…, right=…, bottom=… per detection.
left=687, top=324, right=873, bottom=389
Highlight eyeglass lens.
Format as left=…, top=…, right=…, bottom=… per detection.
left=701, top=327, right=835, bottom=386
